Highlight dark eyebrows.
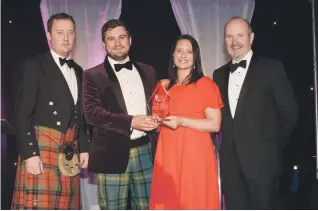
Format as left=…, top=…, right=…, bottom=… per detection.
left=175, top=47, right=193, bottom=51
left=56, top=29, right=74, bottom=32
left=119, top=34, right=128, bottom=38
left=106, top=34, right=128, bottom=40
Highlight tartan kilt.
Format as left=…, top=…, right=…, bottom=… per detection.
left=11, top=125, right=81, bottom=210
left=97, top=143, right=153, bottom=210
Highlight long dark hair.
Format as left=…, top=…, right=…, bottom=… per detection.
left=168, top=34, right=204, bottom=89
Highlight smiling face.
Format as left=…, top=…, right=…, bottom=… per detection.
left=46, top=19, right=75, bottom=58
left=225, top=18, right=254, bottom=61
left=103, top=26, right=131, bottom=61
left=173, top=39, right=194, bottom=72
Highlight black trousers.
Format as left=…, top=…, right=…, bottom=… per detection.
left=220, top=151, right=279, bottom=210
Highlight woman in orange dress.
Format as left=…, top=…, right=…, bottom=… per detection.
left=150, top=34, right=224, bottom=210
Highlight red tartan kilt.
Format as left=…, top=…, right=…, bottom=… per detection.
left=11, top=126, right=81, bottom=209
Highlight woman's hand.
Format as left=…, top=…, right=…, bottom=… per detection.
left=162, top=116, right=183, bottom=130
left=161, top=108, right=221, bottom=132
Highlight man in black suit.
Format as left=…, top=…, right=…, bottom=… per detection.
left=11, top=13, right=90, bottom=209
left=213, top=17, right=298, bottom=209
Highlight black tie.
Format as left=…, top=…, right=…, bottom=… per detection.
left=114, top=61, right=133, bottom=72
left=230, top=60, right=247, bottom=73
left=59, top=57, right=74, bottom=69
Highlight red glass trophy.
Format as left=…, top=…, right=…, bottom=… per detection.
left=147, top=83, right=170, bottom=122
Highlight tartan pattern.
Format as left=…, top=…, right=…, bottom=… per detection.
left=97, top=142, right=153, bottom=210
left=11, top=126, right=81, bottom=209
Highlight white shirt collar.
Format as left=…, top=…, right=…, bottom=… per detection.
left=232, top=49, right=253, bottom=64
left=108, top=56, right=130, bottom=71
left=50, top=49, right=71, bottom=67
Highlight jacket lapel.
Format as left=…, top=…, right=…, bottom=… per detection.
left=42, top=52, right=73, bottom=105
left=73, top=63, right=82, bottom=105
left=223, top=62, right=232, bottom=118
left=234, top=55, right=258, bottom=118
left=103, top=57, right=128, bottom=114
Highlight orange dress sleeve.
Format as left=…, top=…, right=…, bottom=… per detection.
left=197, top=76, right=224, bottom=109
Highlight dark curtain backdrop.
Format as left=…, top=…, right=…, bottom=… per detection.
left=1, top=0, right=316, bottom=209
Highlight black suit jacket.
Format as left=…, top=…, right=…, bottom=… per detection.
left=83, top=57, right=157, bottom=174
left=213, top=55, right=298, bottom=179
left=15, top=52, right=90, bottom=161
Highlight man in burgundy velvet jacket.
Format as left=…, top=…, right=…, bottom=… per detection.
left=82, top=19, right=158, bottom=209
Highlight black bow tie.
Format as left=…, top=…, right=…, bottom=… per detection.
left=230, top=60, right=247, bottom=73
left=114, top=61, right=133, bottom=72
left=59, top=57, right=74, bottom=69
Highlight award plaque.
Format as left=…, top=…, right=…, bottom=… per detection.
left=147, top=83, right=170, bottom=122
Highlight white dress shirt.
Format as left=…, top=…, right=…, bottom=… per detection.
left=228, top=49, right=253, bottom=117
left=50, top=50, right=78, bottom=105
left=108, top=56, right=147, bottom=140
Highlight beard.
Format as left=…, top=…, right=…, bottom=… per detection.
left=107, top=49, right=129, bottom=61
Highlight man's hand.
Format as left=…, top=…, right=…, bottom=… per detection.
left=25, top=156, right=44, bottom=175
left=131, top=115, right=159, bottom=131
left=80, top=152, right=89, bottom=168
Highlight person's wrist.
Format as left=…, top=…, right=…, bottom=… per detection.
left=131, top=116, right=136, bottom=129
left=178, top=117, right=185, bottom=127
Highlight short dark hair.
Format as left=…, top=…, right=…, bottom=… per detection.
left=224, top=16, right=253, bottom=34
left=101, top=19, right=131, bottom=42
left=168, top=34, right=204, bottom=89
left=47, top=13, right=76, bottom=33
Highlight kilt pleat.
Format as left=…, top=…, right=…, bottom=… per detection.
left=97, top=142, right=153, bottom=210
left=11, top=126, right=81, bottom=210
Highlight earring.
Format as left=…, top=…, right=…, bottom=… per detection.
left=193, top=65, right=196, bottom=69
left=173, top=64, right=176, bottom=68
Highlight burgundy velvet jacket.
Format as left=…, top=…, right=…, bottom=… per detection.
left=82, top=57, right=157, bottom=174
